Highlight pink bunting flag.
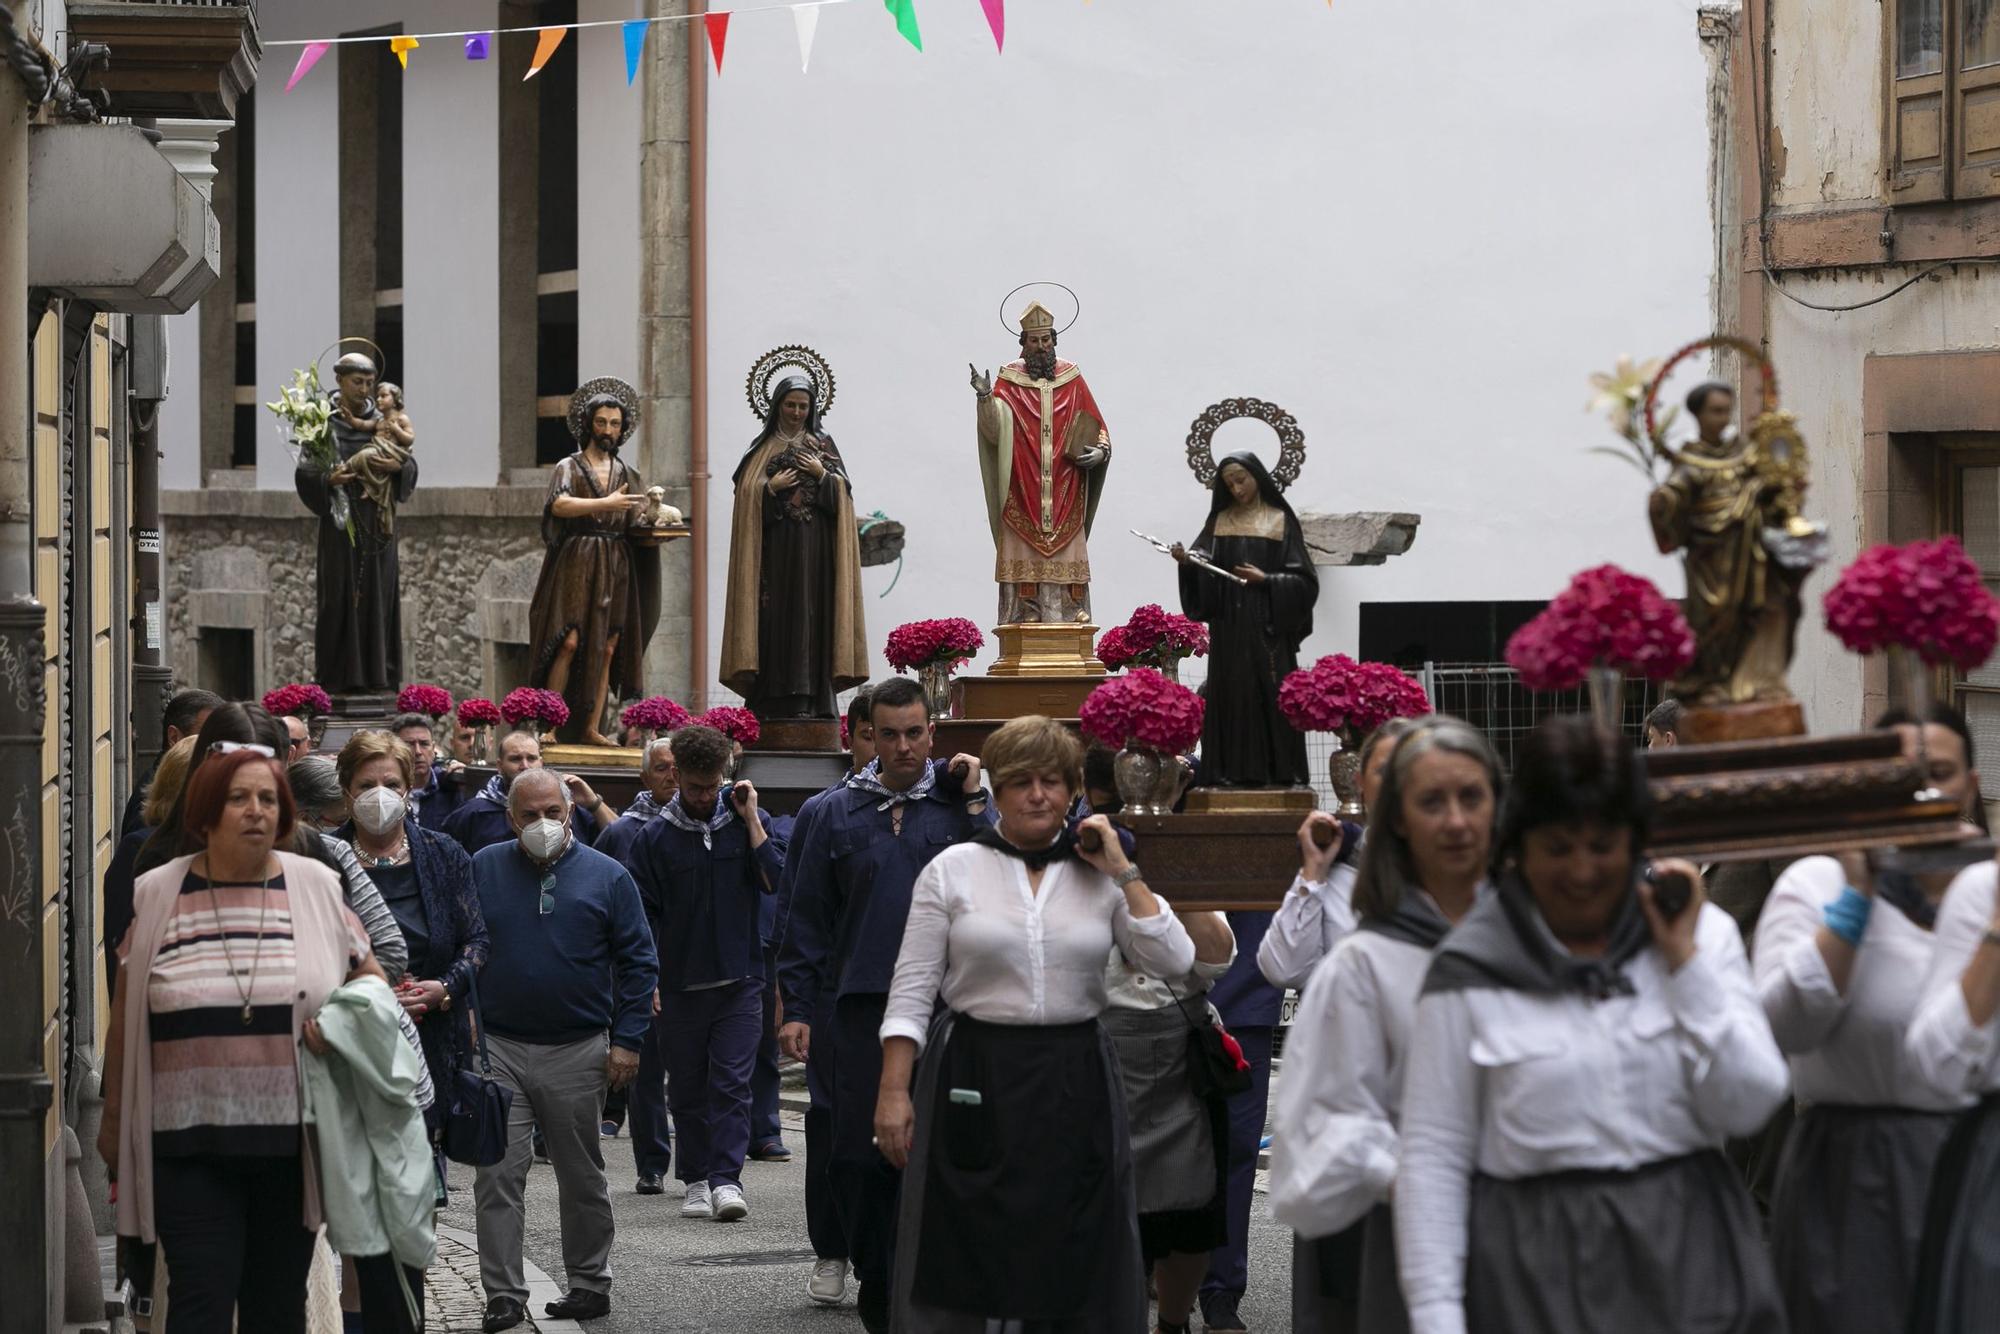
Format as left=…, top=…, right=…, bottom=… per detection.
left=284, top=41, right=330, bottom=93
left=980, top=0, right=1004, bottom=53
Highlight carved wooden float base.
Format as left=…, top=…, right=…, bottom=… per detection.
left=1112, top=811, right=1305, bottom=911
left=1181, top=787, right=1317, bottom=814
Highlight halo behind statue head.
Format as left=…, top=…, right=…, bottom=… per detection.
left=1185, top=397, right=1307, bottom=491
left=315, top=336, right=386, bottom=383
left=1641, top=334, right=1778, bottom=460
left=569, top=376, right=642, bottom=443
left=746, top=346, right=837, bottom=421
left=998, top=282, right=1080, bottom=337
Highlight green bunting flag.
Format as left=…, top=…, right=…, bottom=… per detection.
left=885, top=0, right=922, bottom=52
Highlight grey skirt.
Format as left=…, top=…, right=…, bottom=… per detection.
left=1292, top=1205, right=1407, bottom=1334
left=1101, top=1004, right=1217, bottom=1216
left=889, top=1012, right=1150, bottom=1334
left=1909, top=1093, right=2000, bottom=1333
left=1467, top=1150, right=1785, bottom=1334
left=1769, top=1103, right=1956, bottom=1334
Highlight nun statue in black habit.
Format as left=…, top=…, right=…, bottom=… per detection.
left=719, top=369, right=870, bottom=719
left=1174, top=451, right=1318, bottom=787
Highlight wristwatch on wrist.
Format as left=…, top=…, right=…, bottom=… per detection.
left=1112, top=864, right=1145, bottom=889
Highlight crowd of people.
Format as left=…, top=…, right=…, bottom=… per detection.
left=94, top=679, right=2000, bottom=1333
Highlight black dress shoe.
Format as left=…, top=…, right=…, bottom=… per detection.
left=545, top=1288, right=612, bottom=1321
left=481, top=1295, right=527, bottom=1333
left=857, top=1280, right=890, bottom=1334
left=636, top=1171, right=666, bottom=1194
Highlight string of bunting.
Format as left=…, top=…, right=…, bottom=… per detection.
left=276, top=0, right=1013, bottom=90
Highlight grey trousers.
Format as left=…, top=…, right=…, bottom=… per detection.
left=474, top=1031, right=614, bottom=1302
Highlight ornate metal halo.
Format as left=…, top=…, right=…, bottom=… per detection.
left=1642, top=334, right=1778, bottom=460
left=314, top=335, right=386, bottom=383
left=997, top=281, right=1081, bottom=337
left=568, top=376, right=642, bottom=443
left=1184, top=398, right=1307, bottom=492
left=746, top=345, right=837, bottom=421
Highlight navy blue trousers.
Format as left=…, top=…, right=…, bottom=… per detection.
left=804, top=1012, right=846, bottom=1259
left=660, top=978, right=763, bottom=1188
left=1203, top=1025, right=1275, bottom=1301
left=628, top=1013, right=672, bottom=1178
left=753, top=945, right=784, bottom=1147
left=831, top=993, right=900, bottom=1287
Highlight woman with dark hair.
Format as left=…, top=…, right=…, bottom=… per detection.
left=1270, top=717, right=1500, bottom=1334
left=1756, top=703, right=1984, bottom=1334
left=1396, top=715, right=1787, bottom=1334
left=1173, top=451, right=1319, bottom=787
left=135, top=702, right=409, bottom=981
left=719, top=374, right=869, bottom=719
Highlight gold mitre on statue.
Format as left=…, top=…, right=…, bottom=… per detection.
left=1018, top=301, right=1056, bottom=334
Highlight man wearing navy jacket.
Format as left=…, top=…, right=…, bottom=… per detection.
left=441, top=727, right=606, bottom=855
left=775, top=677, right=985, bottom=1334
left=627, top=723, right=784, bottom=1224
left=394, top=712, right=470, bottom=828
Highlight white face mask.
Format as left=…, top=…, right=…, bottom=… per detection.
left=352, top=786, right=407, bottom=837
left=520, top=816, right=569, bottom=863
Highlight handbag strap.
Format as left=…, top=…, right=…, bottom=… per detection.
left=463, top=970, right=495, bottom=1076
left=1159, top=975, right=1216, bottom=1036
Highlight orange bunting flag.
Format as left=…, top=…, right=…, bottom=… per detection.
left=525, top=25, right=567, bottom=79
left=704, top=12, right=730, bottom=74
left=389, top=35, right=419, bottom=69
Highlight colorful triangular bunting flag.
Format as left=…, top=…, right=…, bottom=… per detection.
left=980, top=0, right=1004, bottom=53
left=525, top=26, right=567, bottom=79
left=284, top=40, right=329, bottom=93
left=389, top=35, right=419, bottom=69
left=885, top=0, right=922, bottom=52
left=793, top=5, right=819, bottom=72
left=465, top=33, right=491, bottom=60
left=704, top=12, right=730, bottom=73
left=622, top=19, right=647, bottom=85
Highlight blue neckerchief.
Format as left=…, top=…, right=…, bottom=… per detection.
left=661, top=792, right=734, bottom=850
left=846, top=758, right=937, bottom=812
left=624, top=789, right=666, bottom=823
left=478, top=773, right=506, bottom=805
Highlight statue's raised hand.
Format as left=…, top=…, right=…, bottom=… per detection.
left=969, top=364, right=992, bottom=398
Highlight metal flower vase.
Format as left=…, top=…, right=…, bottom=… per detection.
left=1148, top=655, right=1181, bottom=685
left=1587, top=664, right=1624, bottom=735
left=1114, top=746, right=1185, bottom=816
left=1327, top=728, right=1365, bottom=821
left=919, top=661, right=954, bottom=721
left=1892, top=645, right=1944, bottom=800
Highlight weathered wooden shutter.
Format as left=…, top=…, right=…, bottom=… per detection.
left=1955, top=1, right=2000, bottom=197
left=1891, top=0, right=1952, bottom=201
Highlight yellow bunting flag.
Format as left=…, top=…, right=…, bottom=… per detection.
left=389, top=35, right=419, bottom=69
left=525, top=26, right=567, bottom=80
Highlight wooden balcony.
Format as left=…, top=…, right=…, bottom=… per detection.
left=64, top=2, right=261, bottom=120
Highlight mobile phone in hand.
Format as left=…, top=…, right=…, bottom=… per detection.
left=1644, top=863, right=1693, bottom=921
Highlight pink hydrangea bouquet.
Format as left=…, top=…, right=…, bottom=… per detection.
left=1079, top=668, right=1206, bottom=754
left=1504, top=564, right=1696, bottom=692
left=456, top=697, right=503, bottom=727
left=397, top=683, right=454, bottom=719
left=620, top=696, right=693, bottom=734
left=1100, top=604, right=1209, bottom=673
left=1824, top=536, right=2000, bottom=670
left=1279, top=655, right=1432, bottom=735
left=697, top=706, right=762, bottom=747
left=500, top=687, right=570, bottom=730
left=262, top=683, right=332, bottom=719
left=884, top=618, right=987, bottom=673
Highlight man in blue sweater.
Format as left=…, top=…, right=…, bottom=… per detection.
left=441, top=727, right=608, bottom=856
left=395, top=711, right=469, bottom=828
left=775, top=677, right=987, bottom=1333
left=470, top=768, right=658, bottom=1332
left=627, top=724, right=785, bottom=1225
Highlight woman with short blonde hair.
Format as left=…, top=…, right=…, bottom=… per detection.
left=337, top=728, right=418, bottom=793
left=874, top=715, right=1195, bottom=1332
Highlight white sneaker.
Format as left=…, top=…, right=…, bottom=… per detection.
left=807, top=1257, right=848, bottom=1305
left=679, top=1182, right=712, bottom=1218
left=710, top=1182, right=749, bottom=1221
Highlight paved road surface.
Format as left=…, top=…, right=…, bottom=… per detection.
left=435, top=1110, right=1295, bottom=1333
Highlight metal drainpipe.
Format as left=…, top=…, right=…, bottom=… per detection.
left=129, top=315, right=170, bottom=779
left=687, top=1, right=709, bottom=707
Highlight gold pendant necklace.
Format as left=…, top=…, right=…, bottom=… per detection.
left=204, top=855, right=276, bottom=1027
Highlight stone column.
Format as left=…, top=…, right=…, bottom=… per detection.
left=639, top=3, right=696, bottom=704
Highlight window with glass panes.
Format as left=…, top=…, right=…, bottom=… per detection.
left=1945, top=447, right=2000, bottom=803
left=1887, top=0, right=2000, bottom=201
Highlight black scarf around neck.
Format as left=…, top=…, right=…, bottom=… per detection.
left=973, top=823, right=1077, bottom=872
left=1423, top=867, right=1653, bottom=1001
left=1876, top=870, right=1941, bottom=931
left=1358, top=884, right=1455, bottom=951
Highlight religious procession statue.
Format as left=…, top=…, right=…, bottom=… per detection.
left=971, top=298, right=1112, bottom=626
left=1172, top=401, right=1319, bottom=787
left=292, top=351, right=418, bottom=695
left=528, top=377, right=664, bottom=745
left=1646, top=371, right=1825, bottom=710
left=720, top=348, right=869, bottom=719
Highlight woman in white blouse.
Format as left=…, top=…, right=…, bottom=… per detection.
left=1269, top=717, right=1500, bottom=1334
left=873, top=715, right=1196, bottom=1333
left=1395, top=716, right=1789, bottom=1334
left=1756, top=707, right=1982, bottom=1334
left=1257, top=717, right=1418, bottom=990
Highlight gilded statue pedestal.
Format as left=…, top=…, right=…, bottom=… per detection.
left=985, top=622, right=1106, bottom=678
left=1181, top=788, right=1316, bottom=815
left=1679, top=699, right=1807, bottom=745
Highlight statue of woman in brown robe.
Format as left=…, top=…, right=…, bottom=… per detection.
left=719, top=374, right=869, bottom=719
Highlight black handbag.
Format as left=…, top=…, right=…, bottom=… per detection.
left=441, top=974, right=514, bottom=1167
left=1164, top=979, right=1254, bottom=1100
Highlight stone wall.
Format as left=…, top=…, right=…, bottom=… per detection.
left=162, top=485, right=550, bottom=701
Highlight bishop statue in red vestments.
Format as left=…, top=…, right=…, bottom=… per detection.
left=970, top=301, right=1112, bottom=625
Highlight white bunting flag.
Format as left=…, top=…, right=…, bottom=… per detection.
left=794, top=5, right=820, bottom=73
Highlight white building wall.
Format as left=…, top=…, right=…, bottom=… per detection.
left=160, top=309, right=202, bottom=490
left=702, top=0, right=1708, bottom=692
left=576, top=0, right=643, bottom=394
